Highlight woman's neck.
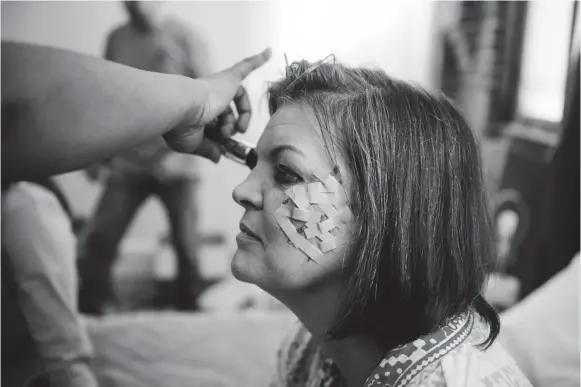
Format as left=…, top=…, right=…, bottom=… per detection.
left=322, top=336, right=385, bottom=387
left=129, top=15, right=157, bottom=34
left=277, top=285, right=385, bottom=387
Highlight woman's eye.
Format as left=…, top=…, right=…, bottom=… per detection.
left=274, top=165, right=302, bottom=186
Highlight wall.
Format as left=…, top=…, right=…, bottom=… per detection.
left=2, top=1, right=437, bottom=276
left=517, top=0, right=577, bottom=123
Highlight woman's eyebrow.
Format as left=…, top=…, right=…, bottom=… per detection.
left=268, top=144, right=304, bottom=159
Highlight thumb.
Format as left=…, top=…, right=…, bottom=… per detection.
left=193, top=137, right=222, bottom=163
left=162, top=125, right=205, bottom=154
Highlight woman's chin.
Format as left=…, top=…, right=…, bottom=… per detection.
left=230, top=248, right=261, bottom=284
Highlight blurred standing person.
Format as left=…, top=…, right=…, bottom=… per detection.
left=79, top=1, right=211, bottom=314
left=2, top=181, right=98, bottom=387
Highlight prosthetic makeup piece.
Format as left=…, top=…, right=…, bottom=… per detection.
left=274, top=167, right=353, bottom=262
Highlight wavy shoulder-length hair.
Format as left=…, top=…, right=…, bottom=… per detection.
left=267, top=58, right=499, bottom=349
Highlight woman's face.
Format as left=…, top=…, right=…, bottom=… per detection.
left=232, top=104, right=354, bottom=294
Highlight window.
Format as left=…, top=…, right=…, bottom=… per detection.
left=516, top=1, right=578, bottom=124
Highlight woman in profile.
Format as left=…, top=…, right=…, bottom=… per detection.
left=231, top=59, right=532, bottom=387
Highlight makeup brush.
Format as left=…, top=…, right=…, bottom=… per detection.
left=204, top=126, right=257, bottom=170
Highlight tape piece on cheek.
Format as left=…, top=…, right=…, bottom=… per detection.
left=306, top=182, right=334, bottom=204
left=303, top=223, right=320, bottom=240
left=313, top=168, right=340, bottom=191
left=317, top=203, right=337, bottom=217
left=313, top=167, right=350, bottom=207
left=289, top=185, right=311, bottom=209
left=274, top=213, right=304, bottom=248
left=318, top=218, right=336, bottom=233
left=275, top=207, right=322, bottom=223
left=300, top=240, right=324, bottom=261
left=319, top=238, right=337, bottom=253
left=274, top=212, right=323, bottom=261
left=291, top=208, right=322, bottom=223
left=274, top=167, right=353, bottom=262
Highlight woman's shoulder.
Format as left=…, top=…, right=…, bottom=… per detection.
left=274, top=314, right=532, bottom=387
left=367, top=312, right=532, bottom=387
left=403, top=315, right=533, bottom=387
left=441, top=316, right=532, bottom=387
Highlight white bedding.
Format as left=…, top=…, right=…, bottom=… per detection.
left=84, top=256, right=580, bottom=387
left=86, top=311, right=295, bottom=387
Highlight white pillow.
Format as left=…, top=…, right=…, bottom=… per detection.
left=499, top=253, right=580, bottom=387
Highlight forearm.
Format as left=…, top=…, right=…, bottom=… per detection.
left=2, top=41, right=203, bottom=181
left=187, top=50, right=211, bottom=79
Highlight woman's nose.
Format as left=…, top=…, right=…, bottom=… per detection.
left=232, top=173, right=263, bottom=210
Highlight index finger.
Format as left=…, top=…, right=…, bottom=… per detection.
left=233, top=86, right=252, bottom=133
left=227, top=47, right=272, bottom=81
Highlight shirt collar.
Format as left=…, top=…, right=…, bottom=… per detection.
left=364, top=312, right=474, bottom=387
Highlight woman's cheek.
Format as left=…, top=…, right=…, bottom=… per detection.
left=261, top=188, right=289, bottom=244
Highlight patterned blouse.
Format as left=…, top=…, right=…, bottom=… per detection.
left=270, top=312, right=532, bottom=387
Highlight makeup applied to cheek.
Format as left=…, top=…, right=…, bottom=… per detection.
left=273, top=167, right=353, bottom=263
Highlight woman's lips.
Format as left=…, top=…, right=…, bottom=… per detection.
left=239, top=222, right=262, bottom=242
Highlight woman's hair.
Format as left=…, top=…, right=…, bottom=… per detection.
left=268, top=58, right=500, bottom=349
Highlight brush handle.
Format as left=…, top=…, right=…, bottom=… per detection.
left=203, top=125, right=256, bottom=169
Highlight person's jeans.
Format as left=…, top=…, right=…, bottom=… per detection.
left=78, top=172, right=202, bottom=313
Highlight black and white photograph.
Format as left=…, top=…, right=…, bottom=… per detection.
left=2, top=1, right=579, bottom=386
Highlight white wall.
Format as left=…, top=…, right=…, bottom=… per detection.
left=2, top=1, right=436, bottom=275
left=273, top=0, right=436, bottom=86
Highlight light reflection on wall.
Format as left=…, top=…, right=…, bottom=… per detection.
left=273, top=0, right=436, bottom=88
left=517, top=1, right=577, bottom=123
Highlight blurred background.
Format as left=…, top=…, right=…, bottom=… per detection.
left=1, top=0, right=441, bottom=312
left=2, top=1, right=579, bottom=386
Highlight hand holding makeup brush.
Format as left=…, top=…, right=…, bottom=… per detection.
left=163, top=48, right=271, bottom=163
